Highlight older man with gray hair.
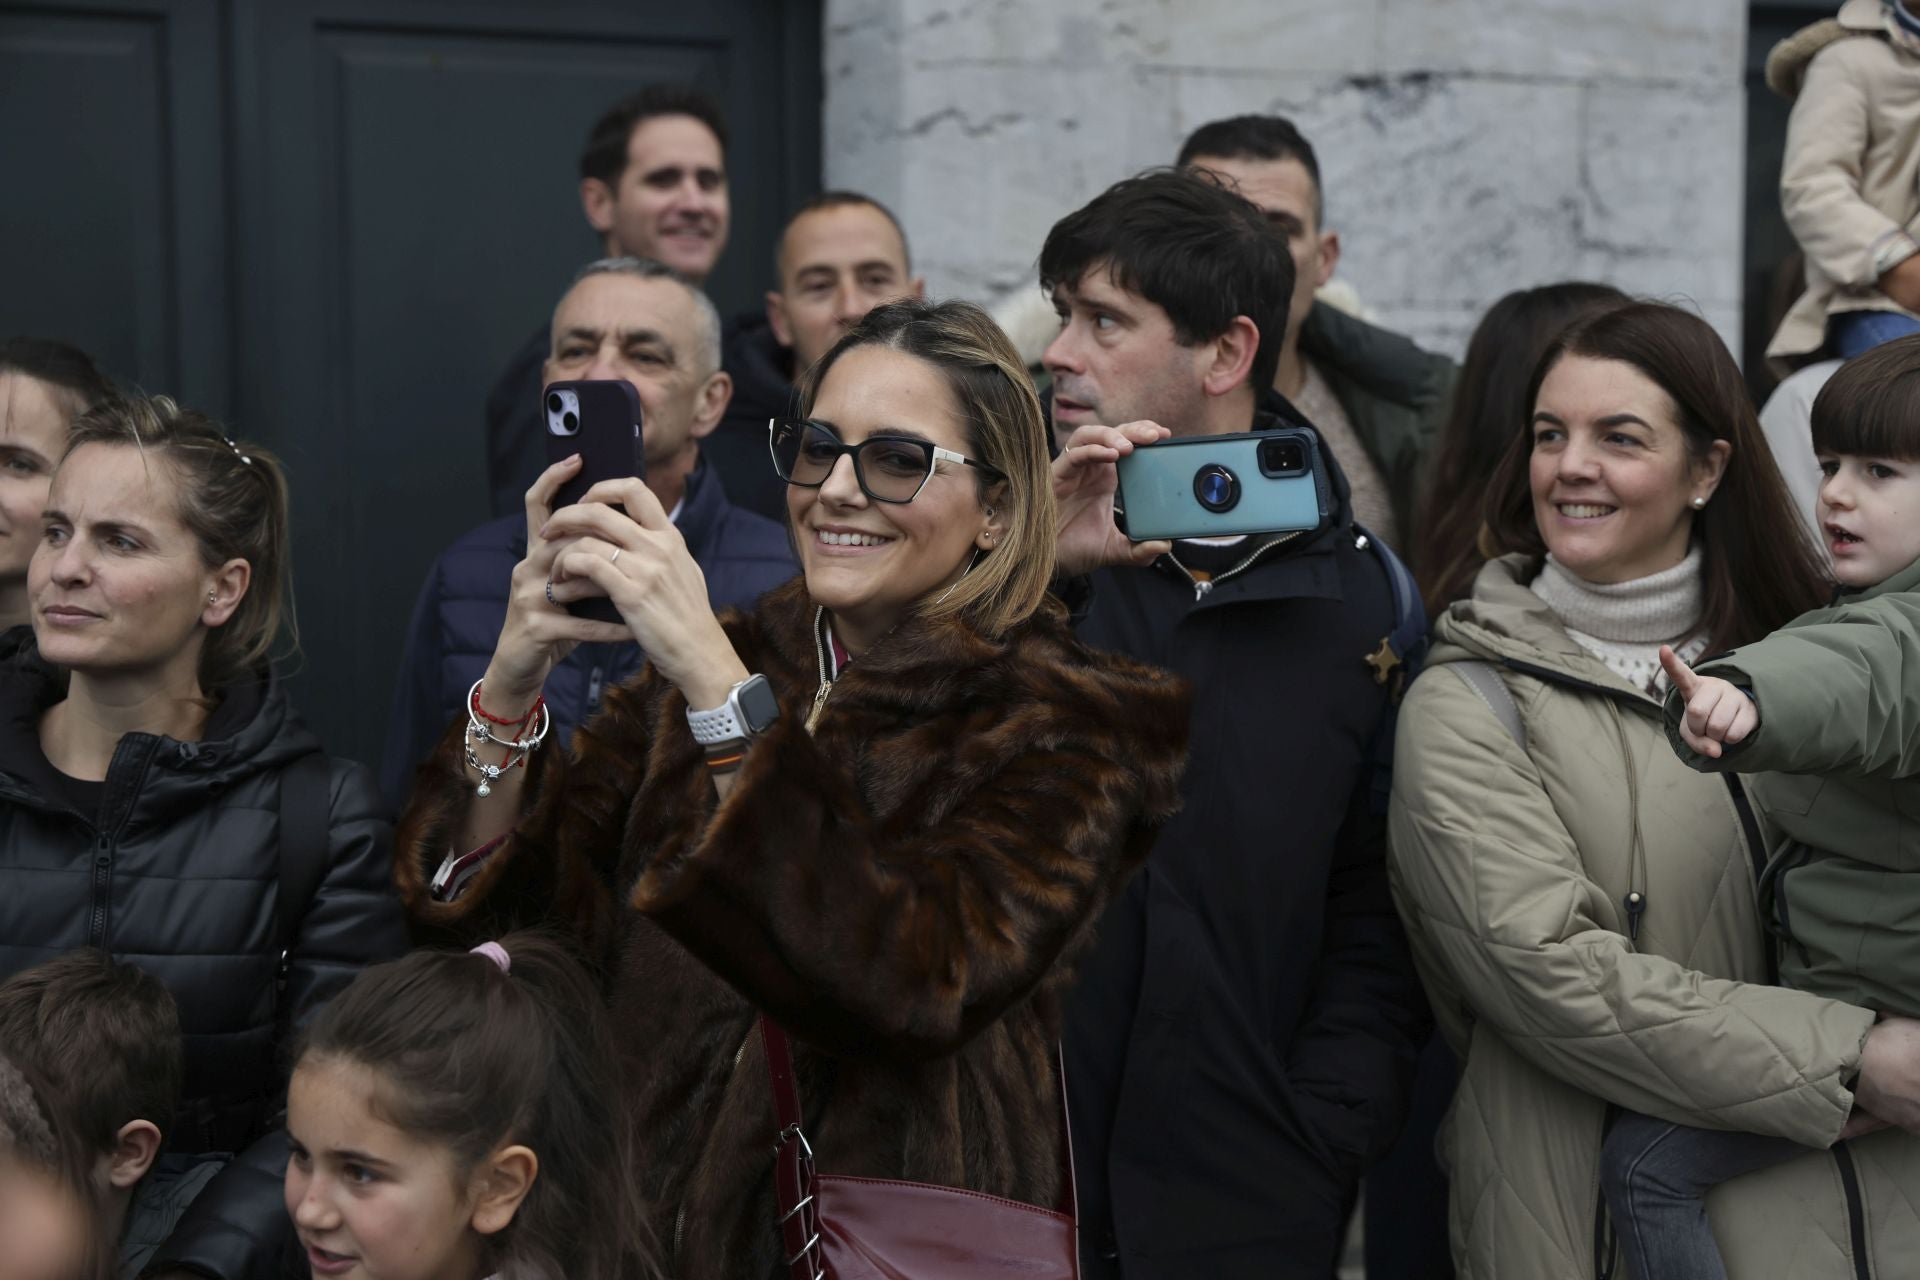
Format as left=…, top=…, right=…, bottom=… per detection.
left=381, top=257, right=796, bottom=808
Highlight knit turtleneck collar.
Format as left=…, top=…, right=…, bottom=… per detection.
left=1530, top=545, right=1705, bottom=645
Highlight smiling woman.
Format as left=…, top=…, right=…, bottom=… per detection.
left=395, top=298, right=1191, bottom=1278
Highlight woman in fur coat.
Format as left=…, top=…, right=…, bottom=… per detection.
left=393, top=298, right=1191, bottom=1278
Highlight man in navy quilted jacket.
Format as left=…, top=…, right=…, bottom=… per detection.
left=381, top=256, right=795, bottom=810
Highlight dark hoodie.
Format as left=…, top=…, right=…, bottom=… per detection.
left=0, top=628, right=408, bottom=1280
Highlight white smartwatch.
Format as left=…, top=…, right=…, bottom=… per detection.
left=686, top=674, right=781, bottom=744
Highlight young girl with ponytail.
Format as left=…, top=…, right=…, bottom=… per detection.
left=284, top=932, right=654, bottom=1280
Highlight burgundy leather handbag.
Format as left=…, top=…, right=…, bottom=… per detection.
left=761, top=1016, right=1081, bottom=1280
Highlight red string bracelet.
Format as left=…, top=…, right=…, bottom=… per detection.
left=471, top=682, right=543, bottom=730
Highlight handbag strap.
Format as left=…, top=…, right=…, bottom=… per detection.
left=759, top=1015, right=1080, bottom=1280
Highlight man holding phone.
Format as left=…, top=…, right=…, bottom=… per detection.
left=385, top=257, right=794, bottom=810
left=1045, top=168, right=1429, bottom=1279
left=487, top=85, right=734, bottom=517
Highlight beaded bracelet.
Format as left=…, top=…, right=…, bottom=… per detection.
left=464, top=679, right=552, bottom=796
left=468, top=679, right=544, bottom=729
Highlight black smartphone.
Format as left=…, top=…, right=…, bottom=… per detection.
left=542, top=379, right=643, bottom=624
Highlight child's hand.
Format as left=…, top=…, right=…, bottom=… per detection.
left=1661, top=645, right=1759, bottom=759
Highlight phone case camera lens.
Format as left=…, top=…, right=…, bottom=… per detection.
left=563, top=411, right=579, bottom=432
left=547, top=393, right=563, bottom=413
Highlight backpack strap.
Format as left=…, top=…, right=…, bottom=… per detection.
left=276, top=751, right=332, bottom=987
left=1448, top=661, right=1526, bottom=752
left=1357, top=527, right=1429, bottom=816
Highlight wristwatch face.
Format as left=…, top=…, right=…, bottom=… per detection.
left=737, top=674, right=781, bottom=734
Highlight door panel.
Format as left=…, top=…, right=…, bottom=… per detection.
left=3, top=0, right=821, bottom=774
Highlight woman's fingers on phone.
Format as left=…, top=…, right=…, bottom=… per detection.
left=577, top=477, right=670, bottom=530
left=525, top=453, right=582, bottom=526
left=540, top=499, right=644, bottom=550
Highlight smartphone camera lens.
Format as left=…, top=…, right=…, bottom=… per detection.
left=1193, top=464, right=1240, bottom=513
left=562, top=411, right=579, bottom=433
left=1259, top=437, right=1307, bottom=476
left=546, top=392, right=563, bottom=414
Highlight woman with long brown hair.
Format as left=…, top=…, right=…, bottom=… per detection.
left=1388, top=301, right=1920, bottom=1277
left=1410, top=283, right=1625, bottom=617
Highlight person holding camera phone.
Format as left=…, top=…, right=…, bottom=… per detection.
left=390, top=297, right=1190, bottom=1278
left=1041, top=167, right=1430, bottom=1280
left=382, top=257, right=793, bottom=810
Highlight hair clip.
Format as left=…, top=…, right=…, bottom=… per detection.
left=470, top=940, right=511, bottom=974
left=224, top=436, right=253, bottom=465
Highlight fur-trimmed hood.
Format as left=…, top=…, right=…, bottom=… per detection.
left=395, top=577, right=1191, bottom=1277
left=1768, top=0, right=1893, bottom=98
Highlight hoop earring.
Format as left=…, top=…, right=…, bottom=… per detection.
left=933, top=548, right=984, bottom=607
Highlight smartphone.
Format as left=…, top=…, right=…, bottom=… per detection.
left=1114, top=429, right=1331, bottom=542
left=543, top=379, right=643, bottom=623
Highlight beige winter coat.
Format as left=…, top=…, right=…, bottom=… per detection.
left=1769, top=0, right=1920, bottom=364
left=1388, top=556, right=1920, bottom=1279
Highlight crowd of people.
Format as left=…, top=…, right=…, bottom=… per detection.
left=6, top=5, right=1920, bottom=1276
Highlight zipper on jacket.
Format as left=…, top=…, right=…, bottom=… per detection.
left=1722, top=776, right=1779, bottom=984
left=1831, top=1141, right=1873, bottom=1280
left=1763, top=843, right=1816, bottom=969
left=1165, top=529, right=1305, bottom=602
left=1592, top=1104, right=1621, bottom=1279
left=84, top=737, right=160, bottom=951
left=87, top=832, right=112, bottom=948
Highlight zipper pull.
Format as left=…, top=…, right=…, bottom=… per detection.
left=1192, top=578, right=1213, bottom=602
left=804, top=681, right=832, bottom=734
left=1624, top=891, right=1646, bottom=942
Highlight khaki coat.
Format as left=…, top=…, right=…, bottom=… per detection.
left=1389, top=556, right=1920, bottom=1279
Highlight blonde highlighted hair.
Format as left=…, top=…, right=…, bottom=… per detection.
left=795, top=298, right=1056, bottom=637
left=62, top=395, right=295, bottom=690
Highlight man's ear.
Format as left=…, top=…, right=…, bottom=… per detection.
left=766, top=291, right=794, bottom=350
left=580, top=177, right=616, bottom=236
left=905, top=276, right=927, bottom=300
left=690, top=370, right=733, bottom=440
left=1314, top=229, right=1342, bottom=290
left=469, top=1144, right=539, bottom=1236
left=108, top=1120, right=163, bottom=1189
left=1200, top=315, right=1261, bottom=399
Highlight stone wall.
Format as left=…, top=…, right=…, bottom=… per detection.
left=823, top=0, right=1749, bottom=358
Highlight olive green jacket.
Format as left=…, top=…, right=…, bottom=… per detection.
left=1390, top=555, right=1917, bottom=1279
left=1671, top=555, right=1920, bottom=1016
left=1299, top=300, right=1456, bottom=538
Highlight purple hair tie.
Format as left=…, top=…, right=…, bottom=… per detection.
left=470, top=941, right=511, bottom=974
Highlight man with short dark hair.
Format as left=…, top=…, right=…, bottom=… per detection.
left=487, top=86, right=733, bottom=516
left=388, top=258, right=794, bottom=808
left=1179, top=113, right=1455, bottom=546
left=1046, top=168, right=1429, bottom=1279
left=712, top=190, right=925, bottom=521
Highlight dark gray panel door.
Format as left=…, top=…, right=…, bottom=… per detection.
left=3, top=0, right=820, bottom=771
left=0, top=0, right=230, bottom=409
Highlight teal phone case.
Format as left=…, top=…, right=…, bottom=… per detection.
left=1114, top=430, right=1331, bottom=542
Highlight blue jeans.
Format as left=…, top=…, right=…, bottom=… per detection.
left=1599, top=1111, right=1810, bottom=1279
left=1829, top=309, right=1920, bottom=359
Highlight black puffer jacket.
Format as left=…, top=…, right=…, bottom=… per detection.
left=0, top=628, right=409, bottom=1280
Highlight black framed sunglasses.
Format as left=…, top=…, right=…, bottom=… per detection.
left=767, top=418, right=1001, bottom=504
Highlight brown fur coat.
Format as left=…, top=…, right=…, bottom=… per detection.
left=395, top=578, right=1190, bottom=1278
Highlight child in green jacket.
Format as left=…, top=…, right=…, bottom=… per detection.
left=1596, top=335, right=1920, bottom=1279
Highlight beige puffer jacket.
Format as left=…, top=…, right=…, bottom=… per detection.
left=1768, top=0, right=1920, bottom=365
left=1388, top=556, right=1920, bottom=1279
